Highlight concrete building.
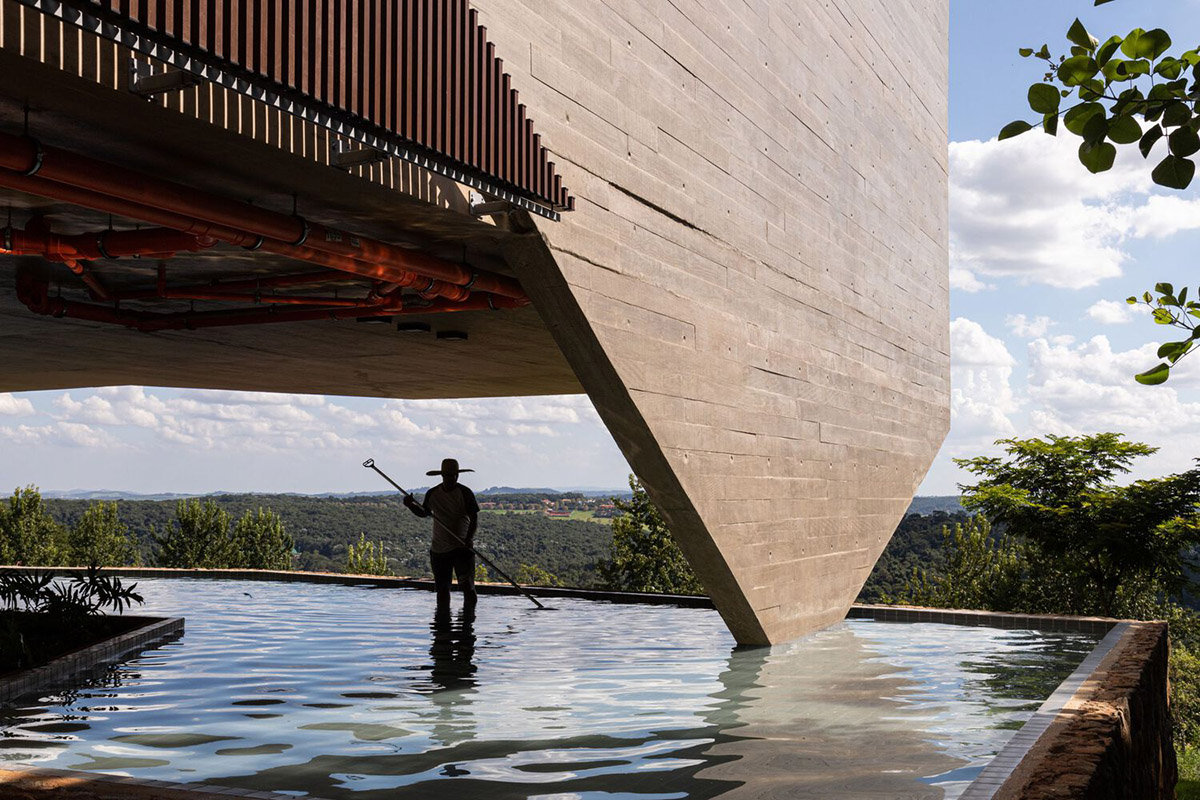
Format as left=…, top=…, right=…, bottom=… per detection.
left=0, top=0, right=949, bottom=644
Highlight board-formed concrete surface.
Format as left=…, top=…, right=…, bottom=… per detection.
left=481, top=0, right=951, bottom=643
left=0, top=0, right=949, bottom=644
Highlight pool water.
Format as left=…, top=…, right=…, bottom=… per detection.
left=0, top=579, right=1100, bottom=799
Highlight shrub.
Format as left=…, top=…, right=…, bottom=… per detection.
left=346, top=533, right=391, bottom=576
left=153, top=499, right=232, bottom=568
left=515, top=563, right=562, bottom=587
left=0, top=487, right=64, bottom=566
left=66, top=501, right=139, bottom=567
left=230, top=508, right=293, bottom=570
left=600, top=476, right=703, bottom=595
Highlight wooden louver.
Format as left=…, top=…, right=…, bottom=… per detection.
left=18, top=0, right=574, bottom=219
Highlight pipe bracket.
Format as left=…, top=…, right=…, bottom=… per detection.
left=291, top=218, right=310, bottom=247
left=21, top=139, right=44, bottom=177
left=95, top=232, right=114, bottom=260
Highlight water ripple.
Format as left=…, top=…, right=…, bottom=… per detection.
left=0, top=579, right=1098, bottom=799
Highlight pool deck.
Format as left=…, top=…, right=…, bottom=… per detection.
left=0, top=567, right=1167, bottom=799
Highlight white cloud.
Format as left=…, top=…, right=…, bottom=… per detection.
left=1086, top=299, right=1136, bottom=325
left=1126, top=194, right=1200, bottom=239
left=1025, top=334, right=1200, bottom=476
left=0, top=393, right=33, bottom=416
left=12, top=388, right=605, bottom=458
left=0, top=421, right=119, bottom=448
left=950, top=267, right=993, bottom=292
left=1005, top=314, right=1053, bottom=338
left=951, top=317, right=1015, bottom=367
left=950, top=317, right=1019, bottom=441
left=950, top=132, right=1200, bottom=289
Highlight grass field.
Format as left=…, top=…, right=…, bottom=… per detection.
left=479, top=509, right=612, bottom=525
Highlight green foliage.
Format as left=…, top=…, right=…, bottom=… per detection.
left=1125, top=284, right=1200, bottom=384
left=39, top=492, right=612, bottom=584
left=153, top=499, right=233, bottom=568
left=1180, top=744, right=1200, bottom=798
left=858, top=510, right=967, bottom=602
left=1004, top=16, right=1194, bottom=185
left=1173, top=646, right=1200, bottom=749
left=0, top=486, right=64, bottom=566
left=956, top=433, right=1200, bottom=617
left=515, top=563, right=563, bottom=587
left=230, top=508, right=293, bottom=570
left=897, top=517, right=1029, bottom=610
left=600, top=476, right=703, bottom=595
left=66, top=501, right=138, bottom=568
left=0, top=567, right=144, bottom=670
left=346, top=533, right=391, bottom=576
left=474, top=562, right=489, bottom=583
left=1003, top=8, right=1200, bottom=385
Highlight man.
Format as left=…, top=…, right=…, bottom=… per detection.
left=404, top=457, right=480, bottom=610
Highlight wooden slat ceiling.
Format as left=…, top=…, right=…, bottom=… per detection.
left=17, top=0, right=573, bottom=219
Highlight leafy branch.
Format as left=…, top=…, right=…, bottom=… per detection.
left=1127, top=283, right=1200, bottom=384
left=1000, top=4, right=1200, bottom=384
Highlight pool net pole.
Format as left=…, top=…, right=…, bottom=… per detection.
left=361, top=458, right=547, bottom=609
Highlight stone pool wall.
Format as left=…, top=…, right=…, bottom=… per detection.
left=992, top=621, right=1174, bottom=800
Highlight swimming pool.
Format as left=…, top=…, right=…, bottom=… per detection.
left=0, top=578, right=1101, bottom=799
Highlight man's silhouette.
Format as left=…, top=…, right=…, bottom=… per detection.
left=405, top=457, right=480, bottom=610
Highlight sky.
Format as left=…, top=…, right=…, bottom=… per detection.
left=1, top=0, right=1199, bottom=496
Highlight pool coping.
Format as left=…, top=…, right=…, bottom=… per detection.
left=0, top=567, right=1142, bottom=800
left=0, top=615, right=184, bottom=705
left=956, top=621, right=1131, bottom=799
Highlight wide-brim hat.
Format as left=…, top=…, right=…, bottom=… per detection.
left=427, top=457, right=474, bottom=476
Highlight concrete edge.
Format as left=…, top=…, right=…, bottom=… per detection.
left=0, top=615, right=184, bottom=704
left=0, top=565, right=719, bottom=608
left=846, top=604, right=1119, bottom=635
left=956, top=622, right=1132, bottom=799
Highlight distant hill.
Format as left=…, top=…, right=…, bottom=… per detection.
left=906, top=495, right=963, bottom=516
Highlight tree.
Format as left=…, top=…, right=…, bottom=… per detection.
left=66, top=501, right=138, bottom=567
left=956, top=433, right=1200, bottom=617
left=898, top=516, right=1028, bottom=611
left=0, top=486, right=64, bottom=566
left=230, top=508, right=293, bottom=570
left=515, top=563, right=563, bottom=587
left=600, top=475, right=703, bottom=595
left=346, top=533, right=391, bottom=576
left=153, top=499, right=233, bottom=568
left=1000, top=4, right=1200, bottom=384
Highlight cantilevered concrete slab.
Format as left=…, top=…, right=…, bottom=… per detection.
left=0, top=0, right=949, bottom=644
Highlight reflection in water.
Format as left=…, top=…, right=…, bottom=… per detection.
left=698, top=632, right=962, bottom=800
left=425, top=607, right=478, bottom=750
left=0, top=579, right=1100, bottom=800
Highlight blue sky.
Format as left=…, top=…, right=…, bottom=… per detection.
left=2, top=0, right=1199, bottom=495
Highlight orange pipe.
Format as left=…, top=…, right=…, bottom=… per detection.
left=3, top=226, right=214, bottom=261
left=0, top=171, right=493, bottom=304
left=16, top=273, right=403, bottom=332
left=0, top=133, right=526, bottom=299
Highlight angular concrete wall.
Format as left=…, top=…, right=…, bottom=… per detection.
left=480, top=0, right=951, bottom=644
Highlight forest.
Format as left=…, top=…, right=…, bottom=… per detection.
left=32, top=488, right=966, bottom=599
left=41, top=492, right=614, bottom=586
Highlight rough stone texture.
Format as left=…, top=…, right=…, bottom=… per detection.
left=0, top=0, right=950, bottom=644
left=479, top=0, right=951, bottom=642
left=994, top=622, right=1176, bottom=800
